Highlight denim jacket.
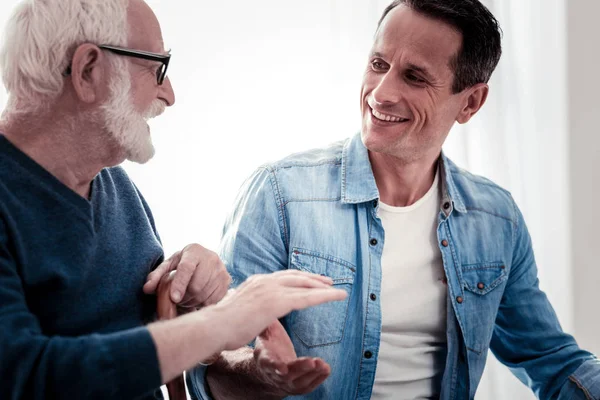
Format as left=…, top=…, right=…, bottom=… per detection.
left=188, top=133, right=600, bottom=400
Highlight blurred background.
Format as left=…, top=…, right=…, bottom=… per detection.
left=0, top=0, right=598, bottom=399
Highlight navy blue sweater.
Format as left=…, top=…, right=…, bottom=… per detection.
left=0, top=136, right=165, bottom=399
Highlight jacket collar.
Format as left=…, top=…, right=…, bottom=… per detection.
left=341, top=133, right=466, bottom=214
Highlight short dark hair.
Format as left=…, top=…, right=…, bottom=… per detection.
left=377, top=0, right=502, bottom=93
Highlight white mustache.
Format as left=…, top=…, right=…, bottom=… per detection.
left=144, top=100, right=167, bottom=120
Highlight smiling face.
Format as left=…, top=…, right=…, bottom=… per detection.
left=360, top=5, right=467, bottom=163
left=101, top=0, right=175, bottom=164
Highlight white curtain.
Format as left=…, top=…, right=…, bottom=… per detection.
left=0, top=1, right=571, bottom=399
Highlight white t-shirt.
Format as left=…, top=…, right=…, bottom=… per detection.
left=371, top=171, right=448, bottom=400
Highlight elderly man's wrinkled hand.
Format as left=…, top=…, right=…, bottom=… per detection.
left=143, top=243, right=231, bottom=309
left=254, top=320, right=332, bottom=397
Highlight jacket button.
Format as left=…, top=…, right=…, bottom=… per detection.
left=443, top=202, right=451, bottom=210
left=370, top=238, right=378, bottom=246
left=477, top=282, right=485, bottom=290
left=370, top=293, right=377, bottom=301
left=364, top=351, right=373, bottom=359
left=441, top=240, right=449, bottom=247
left=456, top=296, right=464, bottom=304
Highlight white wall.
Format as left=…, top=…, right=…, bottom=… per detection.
left=124, top=0, right=374, bottom=254
left=568, top=0, right=600, bottom=356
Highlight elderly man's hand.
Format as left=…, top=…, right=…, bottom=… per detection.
left=254, top=320, right=331, bottom=396
left=143, top=244, right=231, bottom=308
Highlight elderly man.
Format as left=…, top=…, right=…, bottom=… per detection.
left=188, top=0, right=600, bottom=399
left=0, top=0, right=347, bottom=399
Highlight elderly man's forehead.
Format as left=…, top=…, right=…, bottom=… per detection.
left=126, top=0, right=164, bottom=50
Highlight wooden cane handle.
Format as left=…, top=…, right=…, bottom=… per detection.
left=157, top=272, right=187, bottom=400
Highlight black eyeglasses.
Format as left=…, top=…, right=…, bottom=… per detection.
left=63, top=44, right=171, bottom=85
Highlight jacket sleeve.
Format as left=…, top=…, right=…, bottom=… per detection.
left=0, top=218, right=163, bottom=400
left=218, top=166, right=289, bottom=286
left=490, top=199, right=600, bottom=400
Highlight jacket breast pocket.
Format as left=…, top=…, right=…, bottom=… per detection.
left=461, top=262, right=508, bottom=296
left=289, top=248, right=355, bottom=347
left=460, top=262, right=509, bottom=351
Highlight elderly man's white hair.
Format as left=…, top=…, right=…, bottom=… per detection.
left=0, top=0, right=130, bottom=117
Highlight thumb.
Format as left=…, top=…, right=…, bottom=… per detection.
left=143, top=252, right=181, bottom=294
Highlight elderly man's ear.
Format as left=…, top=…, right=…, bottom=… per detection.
left=68, top=44, right=108, bottom=104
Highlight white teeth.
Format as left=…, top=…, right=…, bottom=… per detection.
left=371, top=108, right=407, bottom=123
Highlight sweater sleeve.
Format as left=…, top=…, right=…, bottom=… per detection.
left=0, top=218, right=163, bottom=399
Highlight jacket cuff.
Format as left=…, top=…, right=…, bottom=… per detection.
left=186, top=364, right=214, bottom=400
left=559, top=358, right=600, bottom=400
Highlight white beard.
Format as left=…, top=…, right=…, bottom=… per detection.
left=100, top=60, right=166, bottom=164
